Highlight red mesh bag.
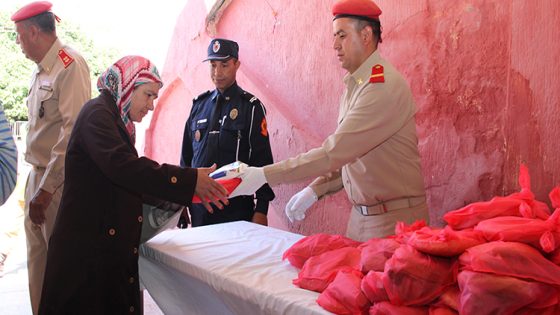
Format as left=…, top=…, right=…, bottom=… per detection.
left=443, top=165, right=551, bottom=230
left=428, top=306, right=458, bottom=315
left=459, top=241, right=560, bottom=285
left=395, top=220, right=428, bottom=235
left=358, top=238, right=400, bottom=272
left=443, top=197, right=526, bottom=230
left=361, top=271, right=389, bottom=303
left=514, top=304, right=560, bottom=315
left=458, top=270, right=560, bottom=315
left=317, top=268, right=370, bottom=315
left=407, top=226, right=485, bottom=257
left=383, top=245, right=458, bottom=306
left=391, top=220, right=427, bottom=244
left=283, top=234, right=361, bottom=269
left=550, top=187, right=560, bottom=209
left=549, top=247, right=560, bottom=265
left=547, top=187, right=560, bottom=259
left=431, top=285, right=460, bottom=312
left=475, top=210, right=560, bottom=253
left=369, top=302, right=428, bottom=315
left=508, top=165, right=553, bottom=219
left=293, top=247, right=361, bottom=292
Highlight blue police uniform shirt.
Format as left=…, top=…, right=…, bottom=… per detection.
left=180, top=82, right=275, bottom=217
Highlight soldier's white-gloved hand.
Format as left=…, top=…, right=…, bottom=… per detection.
left=285, top=187, right=318, bottom=223
left=229, top=167, right=266, bottom=198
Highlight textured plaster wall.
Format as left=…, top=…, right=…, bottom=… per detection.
left=145, top=0, right=560, bottom=235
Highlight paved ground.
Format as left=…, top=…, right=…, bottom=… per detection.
left=0, top=224, right=32, bottom=315
left=0, top=240, right=163, bottom=315
left=0, top=151, right=163, bottom=314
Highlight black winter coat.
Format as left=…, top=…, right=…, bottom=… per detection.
left=39, top=90, right=197, bottom=314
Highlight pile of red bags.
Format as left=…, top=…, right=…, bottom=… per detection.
left=283, top=165, right=560, bottom=314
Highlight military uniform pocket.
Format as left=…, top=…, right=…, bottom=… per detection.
left=219, top=119, right=245, bottom=152
left=37, top=89, right=57, bottom=119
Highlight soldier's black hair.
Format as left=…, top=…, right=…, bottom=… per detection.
left=24, top=12, right=56, bottom=33
left=355, top=19, right=383, bottom=44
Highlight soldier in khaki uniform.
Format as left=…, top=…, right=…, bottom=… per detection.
left=231, top=0, right=429, bottom=241
left=11, top=2, right=91, bottom=313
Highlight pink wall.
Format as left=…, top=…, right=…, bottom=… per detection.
left=145, top=0, right=560, bottom=235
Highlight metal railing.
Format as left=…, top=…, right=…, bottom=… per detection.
left=9, top=121, right=28, bottom=140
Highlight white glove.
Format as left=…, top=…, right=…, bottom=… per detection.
left=229, top=167, right=266, bottom=198
left=285, top=187, right=318, bottom=223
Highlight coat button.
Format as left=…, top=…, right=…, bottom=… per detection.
left=129, top=277, right=135, bottom=284
left=133, top=247, right=138, bottom=254
left=129, top=306, right=135, bottom=312
left=108, top=228, right=116, bottom=236
left=137, top=216, right=143, bottom=223
left=170, top=176, right=178, bottom=184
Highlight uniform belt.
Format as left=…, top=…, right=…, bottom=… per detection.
left=355, top=196, right=426, bottom=216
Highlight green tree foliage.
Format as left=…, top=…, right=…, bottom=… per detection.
left=0, top=12, right=32, bottom=121
left=0, top=11, right=119, bottom=122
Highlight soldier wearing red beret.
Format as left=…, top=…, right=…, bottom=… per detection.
left=11, top=2, right=91, bottom=313
left=232, top=0, right=429, bottom=241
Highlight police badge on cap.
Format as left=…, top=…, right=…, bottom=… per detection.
left=204, top=38, right=239, bottom=62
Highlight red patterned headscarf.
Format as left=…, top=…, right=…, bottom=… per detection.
left=97, top=56, right=162, bottom=143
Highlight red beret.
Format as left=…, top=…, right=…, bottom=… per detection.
left=11, top=1, right=53, bottom=22
left=332, top=0, right=382, bottom=21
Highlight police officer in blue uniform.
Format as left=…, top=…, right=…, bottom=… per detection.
left=180, top=38, right=275, bottom=226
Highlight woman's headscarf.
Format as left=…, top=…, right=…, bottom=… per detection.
left=97, top=55, right=162, bottom=144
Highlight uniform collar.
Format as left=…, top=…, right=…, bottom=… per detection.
left=38, top=38, right=63, bottom=74
left=211, top=81, right=240, bottom=102
left=343, top=50, right=381, bottom=86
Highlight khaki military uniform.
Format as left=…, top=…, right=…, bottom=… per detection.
left=24, top=38, right=90, bottom=314
left=265, top=50, right=428, bottom=241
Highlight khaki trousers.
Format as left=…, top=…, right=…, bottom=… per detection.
left=345, top=201, right=429, bottom=241
left=24, top=169, right=62, bottom=315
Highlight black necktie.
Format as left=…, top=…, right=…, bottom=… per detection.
left=206, top=94, right=225, bottom=165
left=209, top=94, right=225, bottom=132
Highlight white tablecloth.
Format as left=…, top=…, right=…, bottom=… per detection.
left=139, top=221, right=332, bottom=315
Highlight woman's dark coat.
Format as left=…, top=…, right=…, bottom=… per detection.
left=39, top=90, right=197, bottom=314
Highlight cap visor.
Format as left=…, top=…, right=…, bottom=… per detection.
left=203, top=55, right=232, bottom=62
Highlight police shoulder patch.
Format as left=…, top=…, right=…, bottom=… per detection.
left=193, top=90, right=211, bottom=102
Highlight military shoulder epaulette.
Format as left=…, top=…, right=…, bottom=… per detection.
left=369, top=64, right=385, bottom=84
left=240, top=91, right=259, bottom=104
left=57, top=48, right=74, bottom=69
left=193, top=90, right=211, bottom=101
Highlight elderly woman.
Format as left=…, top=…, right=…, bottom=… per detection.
left=39, top=56, right=228, bottom=314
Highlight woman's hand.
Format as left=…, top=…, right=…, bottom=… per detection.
left=195, top=164, right=229, bottom=213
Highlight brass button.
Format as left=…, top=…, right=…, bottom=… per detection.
left=129, top=277, right=134, bottom=284
left=170, top=176, right=178, bottom=184
left=133, top=247, right=138, bottom=254
left=108, top=228, right=116, bottom=236
left=129, top=306, right=134, bottom=312
left=137, top=216, right=143, bottom=223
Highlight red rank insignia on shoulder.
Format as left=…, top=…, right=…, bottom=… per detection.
left=260, top=117, right=268, bottom=137
left=370, top=64, right=384, bottom=83
left=58, top=49, right=74, bottom=68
